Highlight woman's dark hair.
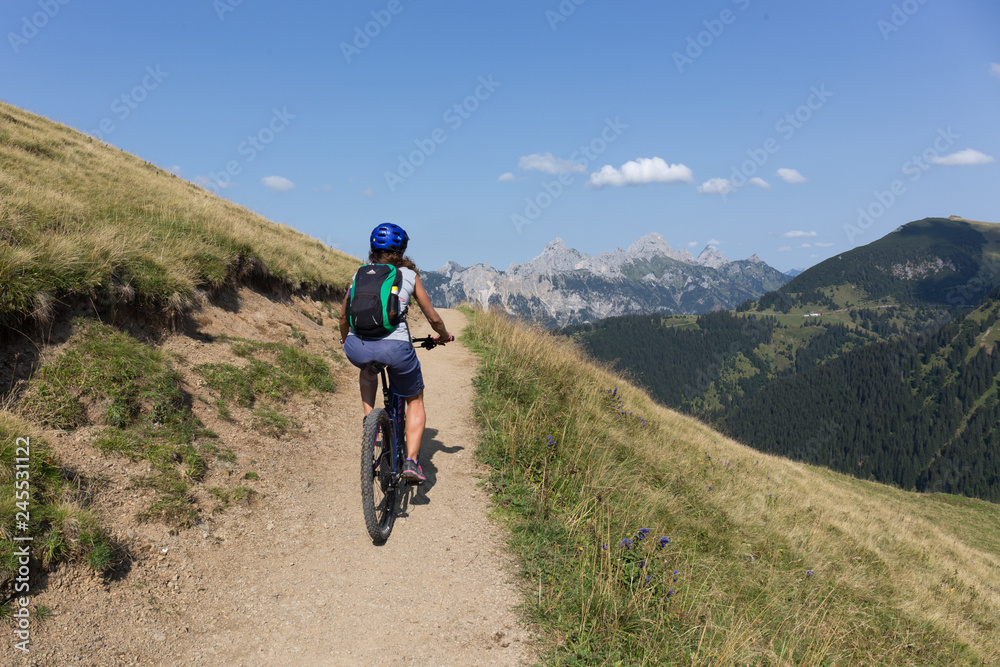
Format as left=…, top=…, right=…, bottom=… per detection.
left=369, top=249, right=418, bottom=273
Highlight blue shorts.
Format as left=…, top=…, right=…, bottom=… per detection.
left=344, top=336, right=425, bottom=398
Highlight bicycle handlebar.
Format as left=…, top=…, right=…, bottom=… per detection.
left=412, top=335, right=454, bottom=350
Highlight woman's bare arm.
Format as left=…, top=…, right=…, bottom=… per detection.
left=338, top=291, right=351, bottom=343
left=411, top=274, right=452, bottom=341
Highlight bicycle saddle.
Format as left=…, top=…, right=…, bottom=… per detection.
left=363, top=361, right=387, bottom=374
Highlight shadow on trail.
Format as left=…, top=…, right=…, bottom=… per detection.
left=407, top=427, right=463, bottom=507
left=371, top=428, right=465, bottom=547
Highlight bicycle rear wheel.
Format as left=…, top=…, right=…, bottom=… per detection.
left=361, top=408, right=395, bottom=542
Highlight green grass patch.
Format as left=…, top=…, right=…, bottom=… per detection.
left=208, top=485, right=257, bottom=512
left=0, top=413, right=118, bottom=603
left=196, top=336, right=335, bottom=409
left=18, top=320, right=223, bottom=528
left=196, top=335, right=333, bottom=439
left=251, top=406, right=297, bottom=438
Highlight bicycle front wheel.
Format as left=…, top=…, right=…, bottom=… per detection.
left=361, top=408, right=395, bottom=543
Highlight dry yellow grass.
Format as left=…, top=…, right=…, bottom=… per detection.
left=467, top=306, right=1000, bottom=664
left=0, top=101, right=359, bottom=318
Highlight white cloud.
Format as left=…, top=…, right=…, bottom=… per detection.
left=777, top=246, right=792, bottom=252
left=518, top=152, right=585, bottom=174
left=261, top=175, right=295, bottom=192
left=800, top=243, right=812, bottom=248
left=707, top=238, right=721, bottom=246
left=312, top=184, right=333, bottom=192
left=589, top=157, right=694, bottom=188
left=929, top=148, right=996, bottom=166
left=781, top=230, right=817, bottom=238
left=361, top=187, right=374, bottom=197
left=814, top=242, right=834, bottom=247
left=777, top=168, right=808, bottom=184
left=697, top=178, right=734, bottom=195
left=991, top=63, right=1000, bottom=79
left=688, top=241, right=698, bottom=247
left=166, top=165, right=182, bottom=176
left=748, top=177, right=771, bottom=189
left=498, top=172, right=517, bottom=182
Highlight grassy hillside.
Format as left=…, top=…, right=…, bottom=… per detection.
left=0, top=101, right=357, bottom=321
left=466, top=307, right=1000, bottom=665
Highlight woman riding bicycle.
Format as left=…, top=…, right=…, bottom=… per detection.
left=339, top=223, right=452, bottom=484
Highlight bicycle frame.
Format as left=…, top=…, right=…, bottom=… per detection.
left=377, top=366, right=409, bottom=488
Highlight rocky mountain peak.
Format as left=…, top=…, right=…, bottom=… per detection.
left=511, top=237, right=584, bottom=276
left=627, top=233, right=674, bottom=257
left=543, top=237, right=569, bottom=253
left=696, top=245, right=730, bottom=269
left=436, top=260, right=465, bottom=277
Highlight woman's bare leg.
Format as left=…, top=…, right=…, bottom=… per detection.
left=404, top=391, right=426, bottom=460
left=359, top=368, right=377, bottom=416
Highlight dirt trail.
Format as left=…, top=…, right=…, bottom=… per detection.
left=172, top=308, right=533, bottom=665
left=13, top=301, right=534, bottom=666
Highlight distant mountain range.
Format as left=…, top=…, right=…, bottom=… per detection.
left=422, top=233, right=790, bottom=327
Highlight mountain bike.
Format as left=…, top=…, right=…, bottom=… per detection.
left=360, top=335, right=452, bottom=543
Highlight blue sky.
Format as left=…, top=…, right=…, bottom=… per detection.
left=2, top=0, right=998, bottom=273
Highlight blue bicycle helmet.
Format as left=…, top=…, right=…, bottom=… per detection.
left=370, top=223, right=409, bottom=252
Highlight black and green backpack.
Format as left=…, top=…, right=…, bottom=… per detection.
left=347, top=264, right=403, bottom=338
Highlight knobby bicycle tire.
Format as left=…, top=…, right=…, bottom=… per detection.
left=360, top=408, right=395, bottom=542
